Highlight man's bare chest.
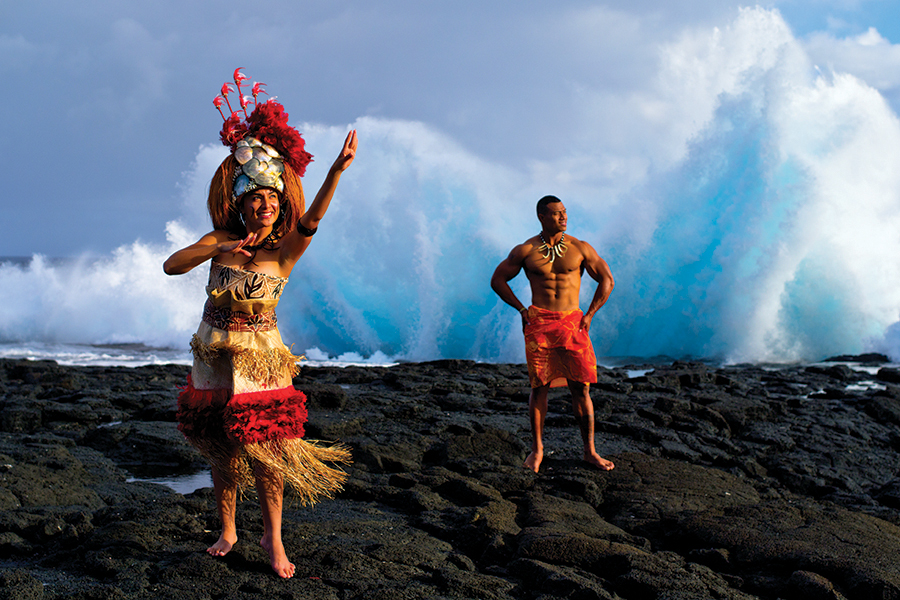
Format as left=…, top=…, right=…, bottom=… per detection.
left=524, top=249, right=583, bottom=278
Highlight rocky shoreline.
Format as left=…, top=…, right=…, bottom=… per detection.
left=2, top=356, right=900, bottom=599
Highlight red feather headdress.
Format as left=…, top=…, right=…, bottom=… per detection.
left=214, top=68, right=313, bottom=178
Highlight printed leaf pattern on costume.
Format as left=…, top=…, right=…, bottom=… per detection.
left=208, top=262, right=286, bottom=301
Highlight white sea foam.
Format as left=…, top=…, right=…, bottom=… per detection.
left=602, top=8, right=900, bottom=362
left=2, top=8, right=900, bottom=365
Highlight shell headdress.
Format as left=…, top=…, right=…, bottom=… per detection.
left=214, top=68, right=313, bottom=201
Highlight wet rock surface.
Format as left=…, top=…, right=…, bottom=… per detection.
left=1, top=356, right=900, bottom=599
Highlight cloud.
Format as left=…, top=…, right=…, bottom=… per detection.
left=804, top=26, right=900, bottom=92
left=1, top=0, right=898, bottom=258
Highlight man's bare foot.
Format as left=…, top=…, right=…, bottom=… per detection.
left=524, top=450, right=543, bottom=473
left=261, top=535, right=295, bottom=579
left=584, top=451, right=615, bottom=471
left=207, top=533, right=237, bottom=557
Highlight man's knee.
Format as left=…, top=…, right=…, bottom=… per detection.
left=567, top=380, right=590, bottom=397
left=530, top=384, right=550, bottom=403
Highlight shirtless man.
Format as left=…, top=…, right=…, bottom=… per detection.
left=490, top=195, right=615, bottom=473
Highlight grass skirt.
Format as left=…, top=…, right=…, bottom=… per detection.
left=177, top=334, right=351, bottom=504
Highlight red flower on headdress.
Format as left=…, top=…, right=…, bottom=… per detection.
left=252, top=82, right=267, bottom=102
left=213, top=96, right=226, bottom=120
left=233, top=68, right=249, bottom=88
left=220, top=111, right=249, bottom=147
left=220, top=83, right=235, bottom=114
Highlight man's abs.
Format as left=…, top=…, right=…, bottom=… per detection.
left=526, top=270, right=582, bottom=312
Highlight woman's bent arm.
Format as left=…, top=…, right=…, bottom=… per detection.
left=163, top=231, right=256, bottom=275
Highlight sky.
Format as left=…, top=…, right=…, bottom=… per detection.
left=3, top=0, right=900, bottom=257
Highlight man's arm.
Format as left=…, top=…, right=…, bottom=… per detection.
left=578, top=241, right=614, bottom=332
left=491, top=245, right=530, bottom=327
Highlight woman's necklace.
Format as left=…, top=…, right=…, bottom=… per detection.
left=538, top=232, right=568, bottom=263
left=239, top=229, right=283, bottom=268
left=245, top=229, right=282, bottom=253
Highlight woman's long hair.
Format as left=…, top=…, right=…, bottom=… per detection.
left=207, top=155, right=306, bottom=238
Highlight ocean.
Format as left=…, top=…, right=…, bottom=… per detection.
left=3, top=10, right=900, bottom=367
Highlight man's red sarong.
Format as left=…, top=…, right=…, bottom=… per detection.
left=524, top=306, right=598, bottom=389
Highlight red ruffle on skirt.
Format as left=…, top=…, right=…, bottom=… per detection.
left=177, top=375, right=308, bottom=445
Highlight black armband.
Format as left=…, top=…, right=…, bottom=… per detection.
left=297, top=222, right=318, bottom=237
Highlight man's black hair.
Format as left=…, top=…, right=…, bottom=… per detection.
left=537, top=195, right=562, bottom=217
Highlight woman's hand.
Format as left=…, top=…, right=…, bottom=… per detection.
left=332, top=130, right=358, bottom=173
left=218, top=233, right=257, bottom=257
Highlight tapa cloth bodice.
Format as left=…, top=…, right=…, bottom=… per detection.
left=204, top=261, right=287, bottom=322
left=190, top=262, right=298, bottom=393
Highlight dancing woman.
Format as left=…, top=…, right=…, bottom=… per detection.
left=164, top=70, right=356, bottom=578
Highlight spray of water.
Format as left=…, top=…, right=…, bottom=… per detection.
left=600, top=9, right=900, bottom=362
left=2, top=7, right=900, bottom=364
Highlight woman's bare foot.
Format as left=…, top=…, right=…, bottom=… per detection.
left=524, top=450, right=543, bottom=473
left=261, top=535, right=295, bottom=578
left=584, top=451, right=615, bottom=471
left=207, top=532, right=237, bottom=557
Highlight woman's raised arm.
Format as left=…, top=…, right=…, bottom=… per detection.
left=279, top=130, right=358, bottom=265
